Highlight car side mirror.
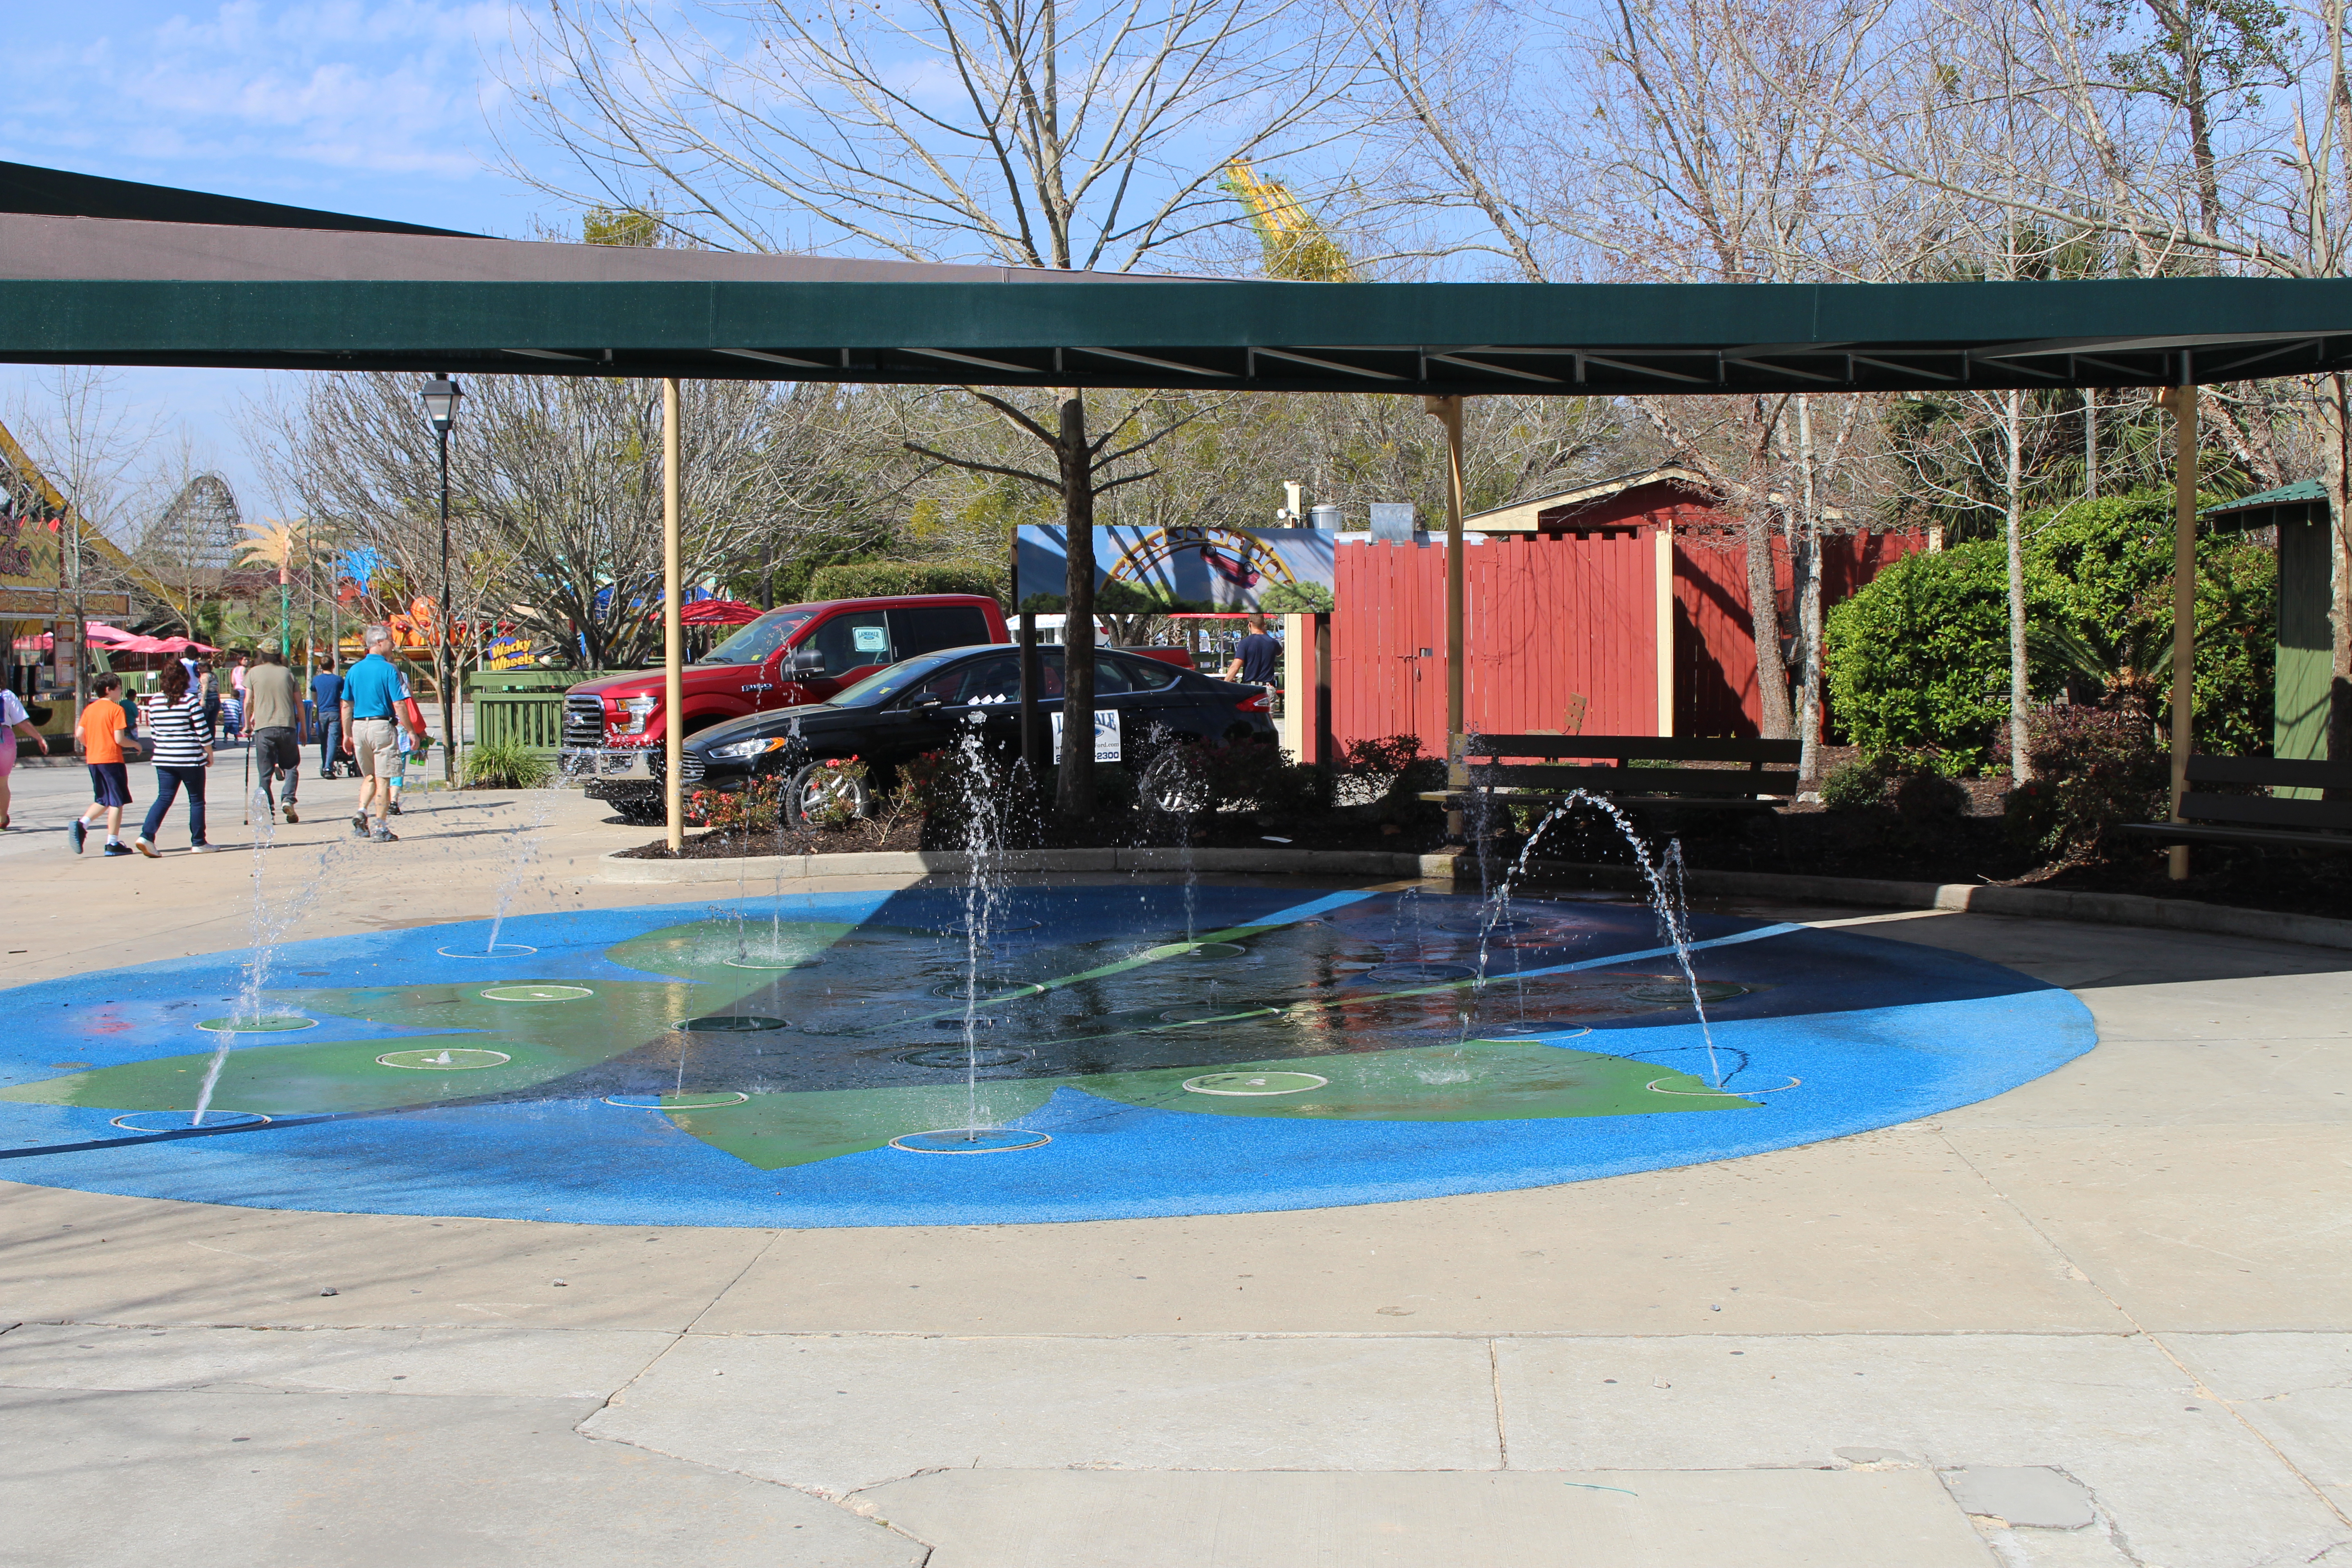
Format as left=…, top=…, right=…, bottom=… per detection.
left=786, top=649, right=825, bottom=677
left=905, top=692, right=946, bottom=714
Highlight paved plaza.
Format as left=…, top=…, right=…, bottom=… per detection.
left=1, top=775, right=2347, bottom=1566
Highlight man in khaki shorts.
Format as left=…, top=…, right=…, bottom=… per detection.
left=340, top=625, right=406, bottom=843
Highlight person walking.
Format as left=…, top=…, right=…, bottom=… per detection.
left=136, top=659, right=213, bottom=856
left=1223, top=614, right=1282, bottom=687
left=197, top=660, right=222, bottom=742
left=69, top=672, right=136, bottom=857
left=0, top=686, right=49, bottom=831
left=240, top=648, right=304, bottom=825
left=341, top=625, right=404, bottom=843
left=311, top=660, right=345, bottom=779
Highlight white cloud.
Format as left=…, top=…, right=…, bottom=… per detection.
left=1, top=0, right=527, bottom=222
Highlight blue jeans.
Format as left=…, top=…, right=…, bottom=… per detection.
left=141, top=765, right=207, bottom=847
left=318, top=718, right=343, bottom=774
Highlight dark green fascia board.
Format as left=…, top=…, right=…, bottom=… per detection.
left=6, top=275, right=2352, bottom=393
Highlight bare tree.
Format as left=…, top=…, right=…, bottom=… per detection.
left=4, top=369, right=165, bottom=715
left=504, top=0, right=1353, bottom=814
left=256, top=372, right=904, bottom=675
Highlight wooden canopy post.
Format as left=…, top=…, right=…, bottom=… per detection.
left=2163, top=375, right=2198, bottom=882
left=662, top=377, right=685, bottom=855
left=1426, top=394, right=1467, bottom=838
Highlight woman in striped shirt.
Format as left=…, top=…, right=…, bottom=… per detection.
left=136, top=659, right=213, bottom=855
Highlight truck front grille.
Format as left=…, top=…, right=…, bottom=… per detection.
left=561, top=695, right=606, bottom=748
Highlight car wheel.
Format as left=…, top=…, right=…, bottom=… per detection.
left=1139, top=745, right=1211, bottom=815
left=787, top=760, right=871, bottom=828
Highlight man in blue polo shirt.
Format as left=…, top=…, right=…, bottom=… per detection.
left=340, top=626, right=405, bottom=843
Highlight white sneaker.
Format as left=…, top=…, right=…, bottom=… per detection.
left=188, top=843, right=214, bottom=853
left=134, top=838, right=159, bottom=859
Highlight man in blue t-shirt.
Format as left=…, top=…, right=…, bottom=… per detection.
left=310, top=662, right=345, bottom=778
left=340, top=628, right=406, bottom=843
left=1224, top=615, right=1282, bottom=687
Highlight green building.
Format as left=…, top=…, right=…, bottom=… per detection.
left=2203, top=481, right=2334, bottom=766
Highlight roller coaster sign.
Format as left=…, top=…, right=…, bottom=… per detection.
left=1015, top=525, right=1336, bottom=613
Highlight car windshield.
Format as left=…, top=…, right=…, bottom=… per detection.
left=693, top=609, right=812, bottom=666
left=826, top=650, right=966, bottom=707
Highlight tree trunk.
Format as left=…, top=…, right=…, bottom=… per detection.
left=2005, top=389, right=2033, bottom=783
left=1792, top=395, right=1824, bottom=783
left=1746, top=514, right=1793, bottom=739
left=1056, top=393, right=1098, bottom=819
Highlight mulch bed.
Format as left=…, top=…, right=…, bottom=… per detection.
left=613, top=764, right=2352, bottom=923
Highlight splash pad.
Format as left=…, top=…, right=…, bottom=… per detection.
left=0, top=884, right=2092, bottom=1226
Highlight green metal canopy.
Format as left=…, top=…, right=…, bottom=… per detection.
left=5, top=162, right=2352, bottom=396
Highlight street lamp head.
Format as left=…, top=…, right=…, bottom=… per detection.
left=420, top=375, right=464, bottom=434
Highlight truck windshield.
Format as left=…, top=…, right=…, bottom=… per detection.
left=694, top=609, right=812, bottom=666
left=826, top=651, right=964, bottom=708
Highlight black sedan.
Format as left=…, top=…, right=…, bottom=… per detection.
left=680, top=644, right=1276, bottom=823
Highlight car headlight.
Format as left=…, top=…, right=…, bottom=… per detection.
left=706, top=737, right=776, bottom=760
left=618, top=695, right=657, bottom=734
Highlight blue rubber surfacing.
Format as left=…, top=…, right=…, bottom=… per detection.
left=0, top=885, right=2095, bottom=1227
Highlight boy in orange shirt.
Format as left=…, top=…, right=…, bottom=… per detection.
left=71, top=673, right=135, bottom=857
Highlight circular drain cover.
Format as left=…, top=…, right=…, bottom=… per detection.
left=481, top=985, right=591, bottom=1003
left=1435, top=916, right=1553, bottom=936
left=724, top=954, right=820, bottom=970
left=1364, top=963, right=1474, bottom=985
left=603, top=1092, right=751, bottom=1109
left=196, top=1015, right=315, bottom=1034
left=928, top=978, right=1041, bottom=1000
left=899, top=1046, right=1032, bottom=1069
left=1183, top=1071, right=1328, bottom=1096
left=1158, top=1003, right=1278, bottom=1024
left=890, top=1128, right=1051, bottom=1153
left=1627, top=981, right=1751, bottom=1004
left=1170, top=942, right=1247, bottom=960
left=931, top=1015, right=998, bottom=1029
left=110, top=1110, right=270, bottom=1131
left=1487, top=1020, right=1596, bottom=1039
left=435, top=943, right=537, bottom=959
left=675, top=1014, right=789, bottom=1033
left=378, top=1048, right=512, bottom=1070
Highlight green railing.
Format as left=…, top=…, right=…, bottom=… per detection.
left=468, top=669, right=611, bottom=757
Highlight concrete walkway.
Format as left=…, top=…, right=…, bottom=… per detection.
left=0, top=784, right=2347, bottom=1565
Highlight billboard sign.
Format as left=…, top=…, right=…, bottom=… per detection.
left=1016, top=525, right=1336, bottom=613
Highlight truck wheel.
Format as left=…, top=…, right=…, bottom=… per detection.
left=612, top=797, right=665, bottom=826
left=787, top=761, right=870, bottom=829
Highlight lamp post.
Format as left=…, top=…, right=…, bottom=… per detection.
left=420, top=375, right=463, bottom=784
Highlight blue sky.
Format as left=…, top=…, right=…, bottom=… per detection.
left=3, top=0, right=547, bottom=527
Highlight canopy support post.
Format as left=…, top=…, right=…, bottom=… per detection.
left=2165, top=376, right=2197, bottom=882
left=1427, top=394, right=1466, bottom=840
left=662, top=377, right=685, bottom=856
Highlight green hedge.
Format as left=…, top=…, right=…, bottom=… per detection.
left=1826, top=491, right=2277, bottom=766
left=807, top=560, right=1008, bottom=604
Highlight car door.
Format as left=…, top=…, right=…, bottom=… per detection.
left=1048, top=652, right=1136, bottom=766
left=799, top=609, right=896, bottom=692
left=1097, top=652, right=1201, bottom=764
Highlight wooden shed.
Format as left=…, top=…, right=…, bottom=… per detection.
left=1323, top=467, right=1923, bottom=755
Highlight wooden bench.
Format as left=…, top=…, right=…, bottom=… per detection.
left=2121, top=755, right=2352, bottom=852
left=1422, top=733, right=1803, bottom=809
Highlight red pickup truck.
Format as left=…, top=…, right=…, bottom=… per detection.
left=558, top=593, right=1007, bottom=820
